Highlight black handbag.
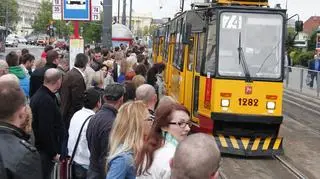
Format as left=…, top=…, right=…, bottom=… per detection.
left=67, top=115, right=93, bottom=179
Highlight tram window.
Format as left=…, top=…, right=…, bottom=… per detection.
left=187, top=37, right=195, bottom=71
left=153, top=37, right=159, bottom=56
left=193, top=76, right=200, bottom=115
left=159, top=38, right=163, bottom=57
left=173, top=18, right=184, bottom=71
left=163, top=28, right=170, bottom=62
left=196, top=33, right=205, bottom=73
left=203, top=23, right=217, bottom=75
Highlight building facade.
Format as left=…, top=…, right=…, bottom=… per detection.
left=115, top=12, right=153, bottom=38
left=16, top=0, right=41, bottom=36
left=303, top=16, right=320, bottom=35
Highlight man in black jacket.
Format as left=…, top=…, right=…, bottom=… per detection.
left=86, top=83, right=125, bottom=179
left=30, top=68, right=65, bottom=179
left=29, top=49, right=59, bottom=97
left=0, top=81, right=42, bottom=179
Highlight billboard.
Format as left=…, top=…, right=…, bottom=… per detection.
left=63, top=0, right=90, bottom=21
left=69, top=38, right=84, bottom=69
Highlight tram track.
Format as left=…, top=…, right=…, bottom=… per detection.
left=273, top=155, right=308, bottom=179
left=218, top=90, right=319, bottom=179
left=219, top=170, right=228, bottom=179
left=283, top=91, right=320, bottom=136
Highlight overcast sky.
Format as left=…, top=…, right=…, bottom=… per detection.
left=112, top=0, right=318, bottom=21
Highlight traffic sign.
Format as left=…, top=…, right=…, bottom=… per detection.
left=91, top=0, right=101, bottom=21
left=63, top=0, right=90, bottom=21
left=52, top=0, right=62, bottom=20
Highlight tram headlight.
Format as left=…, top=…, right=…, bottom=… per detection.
left=221, top=99, right=230, bottom=107
left=266, top=101, right=276, bottom=110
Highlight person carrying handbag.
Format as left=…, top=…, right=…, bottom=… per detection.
left=67, top=88, right=103, bottom=179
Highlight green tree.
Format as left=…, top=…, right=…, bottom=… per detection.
left=0, top=0, right=19, bottom=29
left=143, top=26, right=149, bottom=36
left=285, top=27, right=297, bottom=53
left=32, top=0, right=72, bottom=37
left=293, top=51, right=314, bottom=67
left=307, top=30, right=317, bottom=51
left=55, top=20, right=73, bottom=39
left=81, top=21, right=102, bottom=44
left=32, top=0, right=52, bottom=33
left=148, top=25, right=157, bottom=36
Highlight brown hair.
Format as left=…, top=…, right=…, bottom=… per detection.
left=0, top=81, right=25, bottom=121
left=46, top=50, right=59, bottom=64
left=136, top=103, right=190, bottom=175
left=134, top=64, right=147, bottom=77
left=6, top=51, right=19, bottom=67
left=22, top=105, right=33, bottom=134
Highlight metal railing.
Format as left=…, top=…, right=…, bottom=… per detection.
left=284, top=66, right=320, bottom=97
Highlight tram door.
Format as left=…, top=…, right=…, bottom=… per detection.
left=184, top=34, right=196, bottom=112
left=184, top=33, right=204, bottom=125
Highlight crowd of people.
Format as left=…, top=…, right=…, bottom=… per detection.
left=0, top=43, right=221, bottom=179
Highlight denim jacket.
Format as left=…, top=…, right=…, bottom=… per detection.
left=106, top=151, right=136, bottom=179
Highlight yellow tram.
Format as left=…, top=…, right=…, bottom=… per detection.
left=151, top=0, right=302, bottom=156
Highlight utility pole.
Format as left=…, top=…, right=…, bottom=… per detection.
left=5, top=1, right=9, bottom=37
left=129, top=0, right=132, bottom=30
left=103, top=0, right=113, bottom=49
left=118, top=0, right=120, bottom=23
left=180, top=0, right=184, bottom=12
left=122, top=0, right=126, bottom=25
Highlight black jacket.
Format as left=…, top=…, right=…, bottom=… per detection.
left=30, top=85, right=65, bottom=158
left=30, top=63, right=57, bottom=97
left=90, top=60, right=102, bottom=72
left=0, top=122, right=42, bottom=179
left=86, top=104, right=117, bottom=177
left=112, top=62, right=119, bottom=82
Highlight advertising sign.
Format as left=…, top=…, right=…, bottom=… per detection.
left=69, top=38, right=84, bottom=69
left=63, top=0, right=90, bottom=21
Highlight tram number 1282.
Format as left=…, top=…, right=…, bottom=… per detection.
left=238, top=98, right=258, bottom=106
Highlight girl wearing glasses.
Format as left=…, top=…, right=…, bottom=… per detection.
left=136, top=103, right=192, bottom=179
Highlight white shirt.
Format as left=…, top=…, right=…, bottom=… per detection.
left=74, top=67, right=86, bottom=79
left=67, top=107, right=95, bottom=168
left=136, top=142, right=176, bottom=179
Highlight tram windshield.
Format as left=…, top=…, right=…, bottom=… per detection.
left=218, top=12, right=284, bottom=79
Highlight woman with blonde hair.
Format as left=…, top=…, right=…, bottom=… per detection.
left=106, top=101, right=151, bottom=179
left=102, top=60, right=114, bottom=88
left=132, top=75, right=145, bottom=89
left=117, top=60, right=129, bottom=83
left=92, top=70, right=105, bottom=90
